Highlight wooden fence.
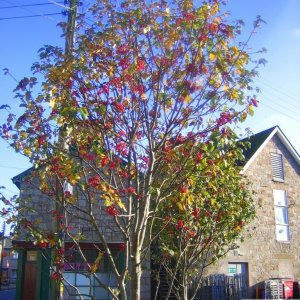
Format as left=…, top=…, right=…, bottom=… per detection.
left=193, top=274, right=248, bottom=300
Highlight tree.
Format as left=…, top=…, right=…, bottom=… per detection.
left=151, top=129, right=254, bottom=300
left=0, top=0, right=264, bottom=299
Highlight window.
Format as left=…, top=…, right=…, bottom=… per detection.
left=64, top=249, right=121, bottom=300
left=26, top=250, right=38, bottom=262
left=273, top=190, right=289, bottom=242
left=228, top=263, right=248, bottom=289
left=228, top=263, right=248, bottom=277
left=10, top=269, right=17, bottom=279
left=271, top=153, right=284, bottom=181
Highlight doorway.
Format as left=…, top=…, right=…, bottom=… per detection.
left=22, top=250, right=38, bottom=300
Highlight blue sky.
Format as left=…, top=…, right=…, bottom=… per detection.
left=0, top=0, right=300, bottom=202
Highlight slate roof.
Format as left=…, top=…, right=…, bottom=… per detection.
left=242, top=125, right=300, bottom=173
left=12, top=167, right=34, bottom=189
left=242, top=126, right=278, bottom=161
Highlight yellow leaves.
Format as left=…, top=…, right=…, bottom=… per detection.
left=164, top=31, right=177, bottom=49
left=234, top=225, right=241, bottom=232
left=143, top=25, right=151, bottom=34
left=48, top=238, right=56, bottom=247
left=209, top=53, right=216, bottom=61
left=182, top=0, right=193, bottom=10
left=219, top=40, right=228, bottom=51
left=210, top=3, right=219, bottom=15
left=106, top=66, right=114, bottom=77
left=165, top=39, right=174, bottom=49
left=184, top=94, right=191, bottom=103
left=248, top=104, right=255, bottom=116
left=68, top=174, right=81, bottom=185
left=228, top=88, right=239, bottom=101
left=210, top=198, right=216, bottom=207
left=103, top=184, right=126, bottom=212
left=231, top=46, right=239, bottom=57
left=236, top=69, right=243, bottom=75
left=20, top=131, right=28, bottom=139
left=177, top=202, right=185, bottom=211
left=223, top=85, right=229, bottom=92
left=90, top=263, right=98, bottom=274
left=24, top=148, right=32, bottom=156
left=184, top=52, right=190, bottom=64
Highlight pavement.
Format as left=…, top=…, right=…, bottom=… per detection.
left=0, top=289, right=15, bottom=300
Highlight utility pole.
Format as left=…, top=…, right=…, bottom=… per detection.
left=0, top=222, right=6, bottom=291
left=53, top=2, right=79, bottom=299
left=65, top=0, right=78, bottom=55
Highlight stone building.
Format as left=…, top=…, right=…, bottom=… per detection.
left=12, top=168, right=150, bottom=299
left=205, top=126, right=300, bottom=298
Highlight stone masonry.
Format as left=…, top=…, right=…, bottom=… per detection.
left=205, top=133, right=300, bottom=298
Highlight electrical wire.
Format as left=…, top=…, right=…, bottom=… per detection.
left=0, top=2, right=64, bottom=9
left=1, top=0, right=63, bottom=22
left=0, top=12, right=62, bottom=21
left=0, top=187, right=18, bottom=196
left=47, top=0, right=71, bottom=10
left=259, top=90, right=300, bottom=114
left=256, top=77, right=300, bottom=103
left=259, top=100, right=300, bottom=123
left=0, top=165, right=29, bottom=170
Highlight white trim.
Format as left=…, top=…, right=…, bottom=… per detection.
left=242, top=126, right=300, bottom=174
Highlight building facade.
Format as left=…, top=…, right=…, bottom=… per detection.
left=205, top=126, right=300, bottom=298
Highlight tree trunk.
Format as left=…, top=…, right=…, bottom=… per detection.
left=182, top=284, right=188, bottom=300
left=119, top=282, right=127, bottom=300
left=130, top=253, right=142, bottom=300
left=179, top=273, right=188, bottom=300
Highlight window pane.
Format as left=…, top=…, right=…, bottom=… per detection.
left=76, top=273, right=90, bottom=286
left=276, top=225, right=289, bottom=241
left=94, top=273, right=117, bottom=286
left=64, top=272, right=76, bottom=285
left=228, top=264, right=237, bottom=275
left=75, top=287, right=90, bottom=300
left=273, top=190, right=287, bottom=206
left=26, top=250, right=38, bottom=262
left=275, top=207, right=288, bottom=225
left=94, top=287, right=109, bottom=299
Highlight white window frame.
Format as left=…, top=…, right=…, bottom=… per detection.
left=273, top=190, right=290, bottom=242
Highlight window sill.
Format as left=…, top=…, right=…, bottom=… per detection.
left=276, top=240, right=290, bottom=244
left=272, top=178, right=285, bottom=183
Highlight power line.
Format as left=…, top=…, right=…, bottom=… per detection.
left=0, top=187, right=18, bottom=196
left=0, top=12, right=62, bottom=20
left=47, top=0, right=72, bottom=10
left=0, top=2, right=64, bottom=9
left=0, top=165, right=29, bottom=170
left=260, top=90, right=300, bottom=114
left=256, top=77, right=300, bottom=103
left=260, top=100, right=300, bottom=123
left=1, top=0, right=63, bottom=22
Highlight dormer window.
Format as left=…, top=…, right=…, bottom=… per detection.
left=271, top=153, right=284, bottom=182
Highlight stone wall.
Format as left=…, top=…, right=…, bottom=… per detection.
left=205, top=135, right=300, bottom=297
left=15, top=172, right=151, bottom=299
